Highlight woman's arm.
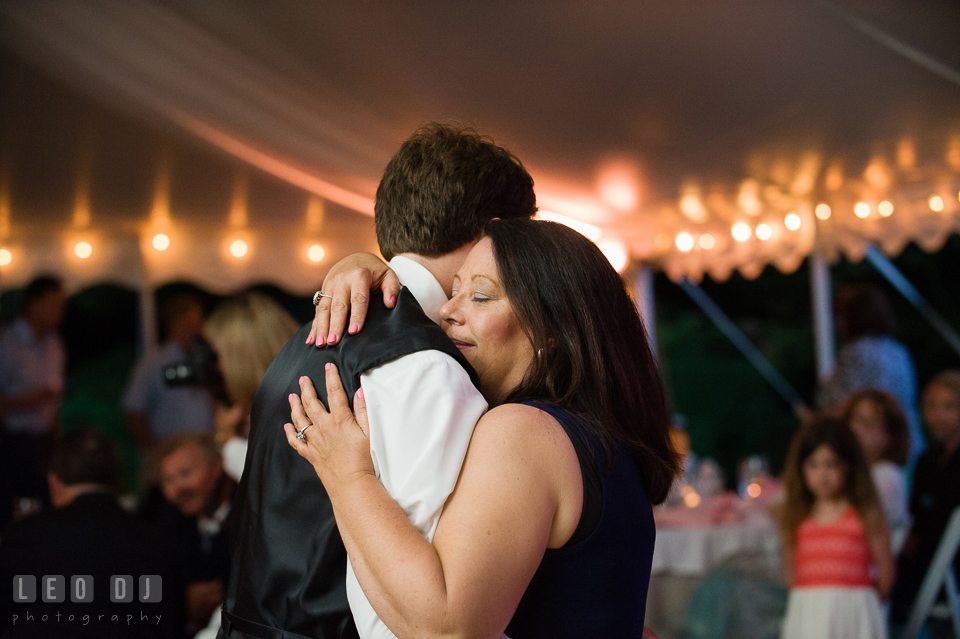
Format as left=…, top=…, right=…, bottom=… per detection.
left=285, top=365, right=582, bottom=639
left=309, top=252, right=401, bottom=346
left=864, top=508, right=896, bottom=600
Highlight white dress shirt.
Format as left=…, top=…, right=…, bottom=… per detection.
left=348, top=256, right=488, bottom=639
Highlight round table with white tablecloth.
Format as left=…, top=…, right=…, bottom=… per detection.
left=645, top=498, right=786, bottom=639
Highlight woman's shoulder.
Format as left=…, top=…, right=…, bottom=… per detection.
left=472, top=403, right=577, bottom=462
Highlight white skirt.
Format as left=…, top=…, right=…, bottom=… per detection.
left=781, top=587, right=886, bottom=639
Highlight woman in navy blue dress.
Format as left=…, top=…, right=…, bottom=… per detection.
left=287, top=219, right=680, bottom=638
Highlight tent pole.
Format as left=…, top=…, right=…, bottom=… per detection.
left=634, top=264, right=658, bottom=362
left=139, top=282, right=157, bottom=355
left=810, top=251, right=835, bottom=382
left=864, top=244, right=960, bottom=357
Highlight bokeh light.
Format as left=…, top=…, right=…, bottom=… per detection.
left=675, top=232, right=694, bottom=252
left=755, top=223, right=772, bottom=241
left=307, top=244, right=325, bottom=262
left=784, top=213, right=801, bottom=231
left=75, top=241, right=92, bottom=259
left=854, top=202, right=871, bottom=218
left=152, top=233, right=170, bottom=250
left=230, top=240, right=248, bottom=257
left=929, top=195, right=945, bottom=212
left=0, top=249, right=11, bottom=266
left=699, top=233, right=716, bottom=250
left=732, top=223, right=752, bottom=242
left=878, top=201, right=894, bottom=217
left=815, top=203, right=832, bottom=220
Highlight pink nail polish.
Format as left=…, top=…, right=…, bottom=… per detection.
left=325, top=363, right=331, bottom=371
left=328, top=333, right=337, bottom=343
left=349, top=323, right=359, bottom=334
left=305, top=335, right=314, bottom=345
left=288, top=394, right=295, bottom=402
left=357, top=387, right=364, bottom=400
left=316, top=335, right=325, bottom=347
left=299, top=376, right=305, bottom=384
left=389, top=296, right=397, bottom=306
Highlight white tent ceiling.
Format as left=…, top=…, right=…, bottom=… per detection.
left=1, top=0, right=959, bottom=292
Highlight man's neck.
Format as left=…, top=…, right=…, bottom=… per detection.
left=396, top=241, right=477, bottom=298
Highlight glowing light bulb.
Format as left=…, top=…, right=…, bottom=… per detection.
left=675, top=232, right=694, bottom=252
left=307, top=244, right=325, bottom=262
left=878, top=201, right=894, bottom=217
left=732, top=223, right=752, bottom=242
left=699, top=234, right=716, bottom=250
left=0, top=249, right=11, bottom=266
left=785, top=213, right=801, bottom=230
left=929, top=196, right=945, bottom=212
left=854, top=202, right=871, bottom=218
left=75, top=241, right=92, bottom=259
left=152, top=233, right=170, bottom=251
left=815, top=204, right=831, bottom=220
left=230, top=240, right=248, bottom=257
left=755, top=223, right=772, bottom=240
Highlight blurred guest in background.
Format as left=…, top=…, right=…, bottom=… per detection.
left=890, top=370, right=960, bottom=629
left=777, top=416, right=893, bottom=639
left=0, top=274, right=66, bottom=525
left=203, top=291, right=299, bottom=481
left=124, top=295, right=216, bottom=450
left=143, top=433, right=233, bottom=635
left=0, top=428, right=186, bottom=638
left=816, top=283, right=924, bottom=463
left=842, top=389, right=911, bottom=542
left=0, top=275, right=66, bottom=454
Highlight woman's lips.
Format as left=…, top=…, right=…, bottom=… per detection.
left=449, top=339, right=473, bottom=351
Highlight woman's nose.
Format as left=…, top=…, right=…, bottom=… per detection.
left=440, top=296, right=462, bottom=325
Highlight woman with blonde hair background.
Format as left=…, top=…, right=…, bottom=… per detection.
left=204, top=291, right=299, bottom=481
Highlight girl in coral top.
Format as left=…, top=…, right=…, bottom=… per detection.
left=778, top=416, right=895, bottom=639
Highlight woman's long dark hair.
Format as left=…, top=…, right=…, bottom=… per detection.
left=484, top=219, right=680, bottom=504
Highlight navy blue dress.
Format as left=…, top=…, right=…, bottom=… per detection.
left=505, top=403, right=656, bottom=638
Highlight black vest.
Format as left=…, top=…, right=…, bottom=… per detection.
left=221, top=288, right=480, bottom=639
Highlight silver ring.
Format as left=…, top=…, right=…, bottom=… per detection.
left=313, top=291, right=332, bottom=306
left=296, top=423, right=312, bottom=441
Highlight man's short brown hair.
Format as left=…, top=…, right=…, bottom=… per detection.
left=374, top=123, right=537, bottom=260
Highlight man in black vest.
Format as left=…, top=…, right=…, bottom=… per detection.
left=219, top=123, right=536, bottom=639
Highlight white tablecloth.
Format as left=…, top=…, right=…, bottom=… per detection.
left=651, top=518, right=782, bottom=577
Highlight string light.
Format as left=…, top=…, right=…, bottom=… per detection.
left=307, top=244, right=325, bottom=262
left=75, top=241, right=92, bottom=259
left=784, top=213, right=801, bottom=230
left=152, top=233, right=170, bottom=250
left=675, top=232, right=694, bottom=252
left=230, top=240, right=248, bottom=257
left=815, top=204, right=831, bottom=220
left=929, top=196, right=945, bottom=212
left=755, top=223, right=772, bottom=241
left=732, top=223, right=752, bottom=242
left=854, top=202, right=871, bottom=218
left=699, top=233, right=716, bottom=250
left=878, top=201, right=894, bottom=217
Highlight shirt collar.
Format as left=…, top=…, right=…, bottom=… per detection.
left=388, top=256, right=448, bottom=325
